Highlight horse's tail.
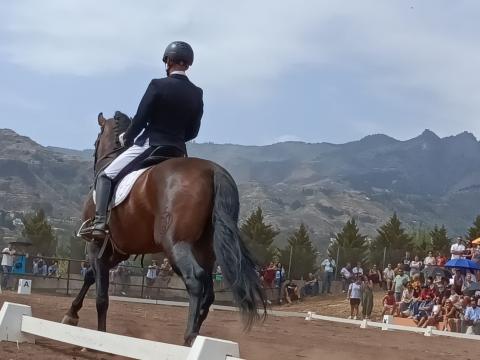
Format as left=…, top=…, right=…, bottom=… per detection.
left=212, top=166, right=266, bottom=330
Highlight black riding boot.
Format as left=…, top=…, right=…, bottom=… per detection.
left=91, top=173, right=113, bottom=240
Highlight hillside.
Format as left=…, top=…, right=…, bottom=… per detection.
left=2, top=128, right=480, bottom=249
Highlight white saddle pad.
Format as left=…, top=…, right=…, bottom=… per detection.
left=93, top=167, right=151, bottom=208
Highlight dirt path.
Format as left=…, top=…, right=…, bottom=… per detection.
left=0, top=292, right=477, bottom=360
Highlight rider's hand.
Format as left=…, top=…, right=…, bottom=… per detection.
left=119, top=132, right=126, bottom=147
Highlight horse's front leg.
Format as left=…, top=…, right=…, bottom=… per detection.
left=62, top=267, right=95, bottom=326
left=95, top=259, right=111, bottom=332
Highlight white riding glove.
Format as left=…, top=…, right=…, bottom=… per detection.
left=119, top=132, right=126, bottom=147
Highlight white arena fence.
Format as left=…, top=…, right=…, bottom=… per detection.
left=305, top=311, right=480, bottom=341
left=0, top=302, right=244, bottom=360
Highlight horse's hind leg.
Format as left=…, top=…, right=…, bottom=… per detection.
left=171, top=242, right=206, bottom=346
left=197, top=273, right=215, bottom=330
left=62, top=267, right=95, bottom=326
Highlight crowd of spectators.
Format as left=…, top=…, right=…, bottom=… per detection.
left=339, top=237, right=480, bottom=334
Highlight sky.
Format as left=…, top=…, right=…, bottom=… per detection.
left=0, top=1, right=479, bottom=149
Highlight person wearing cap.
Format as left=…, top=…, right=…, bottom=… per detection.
left=89, top=41, right=204, bottom=240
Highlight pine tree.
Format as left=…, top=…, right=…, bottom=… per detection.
left=279, top=223, right=317, bottom=279
left=431, top=225, right=450, bottom=255
left=240, top=207, right=279, bottom=265
left=329, top=218, right=368, bottom=267
left=371, top=213, right=412, bottom=265
left=467, top=215, right=480, bottom=241
left=22, top=209, right=57, bottom=256
left=410, top=226, right=431, bottom=259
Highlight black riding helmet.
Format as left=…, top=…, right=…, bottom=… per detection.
left=162, top=41, right=194, bottom=66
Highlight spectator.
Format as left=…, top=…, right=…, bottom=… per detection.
left=398, top=282, right=414, bottom=317
left=393, top=263, right=403, bottom=275
left=451, top=237, right=466, bottom=260
left=215, top=265, right=224, bottom=288
left=381, top=290, right=396, bottom=317
left=421, top=297, right=443, bottom=328
left=48, top=261, right=58, bottom=277
left=367, top=265, right=382, bottom=288
left=321, top=255, right=335, bottom=294
left=464, top=297, right=480, bottom=334
left=117, top=261, right=130, bottom=296
left=414, top=294, right=434, bottom=327
left=443, top=297, right=459, bottom=331
left=301, top=273, right=319, bottom=297
left=352, top=262, right=363, bottom=278
left=263, top=262, right=276, bottom=288
left=462, top=273, right=475, bottom=293
left=392, top=268, right=409, bottom=302
left=340, top=263, right=352, bottom=293
left=436, top=252, right=447, bottom=267
left=361, top=275, right=374, bottom=320
left=453, top=269, right=465, bottom=295
left=471, top=244, right=480, bottom=264
left=158, top=258, right=173, bottom=287
left=409, top=256, right=422, bottom=278
left=347, top=277, right=362, bottom=320
left=145, top=260, right=158, bottom=299
left=274, top=262, right=286, bottom=304
left=402, top=251, right=412, bottom=274
left=284, top=280, right=300, bottom=305
left=424, top=251, right=436, bottom=268
left=1, top=244, right=15, bottom=289
left=383, top=264, right=395, bottom=291
left=80, top=261, right=88, bottom=278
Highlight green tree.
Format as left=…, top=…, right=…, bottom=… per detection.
left=329, top=218, right=368, bottom=267
left=370, top=213, right=412, bottom=266
left=279, top=223, right=316, bottom=279
left=467, top=215, right=480, bottom=241
left=22, top=209, right=57, bottom=256
left=430, top=225, right=450, bottom=255
left=240, top=207, right=279, bottom=265
left=410, top=226, right=431, bottom=259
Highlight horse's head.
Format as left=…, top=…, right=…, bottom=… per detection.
left=93, top=111, right=131, bottom=175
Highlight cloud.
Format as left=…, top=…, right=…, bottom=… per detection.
left=1, top=1, right=480, bottom=146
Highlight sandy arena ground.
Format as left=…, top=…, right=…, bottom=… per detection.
left=0, top=291, right=478, bottom=360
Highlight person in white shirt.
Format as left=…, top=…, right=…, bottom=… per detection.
left=383, top=264, right=395, bottom=291
left=347, top=278, right=362, bottom=319
left=451, top=237, right=466, bottom=260
left=145, top=260, right=159, bottom=299
left=352, top=262, right=364, bottom=278
left=424, top=251, right=436, bottom=267
left=321, top=255, right=336, bottom=294
left=1, top=244, right=16, bottom=289
left=340, top=263, right=352, bottom=293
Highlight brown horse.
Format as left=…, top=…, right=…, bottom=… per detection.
left=62, top=113, right=265, bottom=345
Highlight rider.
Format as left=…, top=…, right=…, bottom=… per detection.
left=90, top=41, right=204, bottom=240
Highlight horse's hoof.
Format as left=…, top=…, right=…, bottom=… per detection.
left=183, top=333, right=198, bottom=347
left=61, top=314, right=79, bottom=326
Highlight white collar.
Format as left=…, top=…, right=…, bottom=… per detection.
left=170, top=71, right=187, bottom=76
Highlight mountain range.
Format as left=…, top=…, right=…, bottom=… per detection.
left=1, top=128, right=480, bottom=250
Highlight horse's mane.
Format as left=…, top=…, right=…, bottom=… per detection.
left=113, top=111, right=131, bottom=133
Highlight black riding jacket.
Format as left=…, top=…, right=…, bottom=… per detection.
left=123, top=74, right=204, bottom=154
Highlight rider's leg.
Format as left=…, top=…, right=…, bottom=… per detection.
left=91, top=141, right=153, bottom=240
left=91, top=172, right=114, bottom=239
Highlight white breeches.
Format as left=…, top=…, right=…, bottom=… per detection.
left=103, top=140, right=150, bottom=179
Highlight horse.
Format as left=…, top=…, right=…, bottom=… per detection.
left=62, top=112, right=266, bottom=345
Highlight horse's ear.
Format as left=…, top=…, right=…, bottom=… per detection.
left=98, top=112, right=106, bottom=127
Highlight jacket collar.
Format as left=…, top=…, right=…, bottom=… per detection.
left=170, top=74, right=189, bottom=81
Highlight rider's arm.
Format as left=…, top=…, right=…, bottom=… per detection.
left=185, top=92, right=203, bottom=142
left=124, top=80, right=159, bottom=146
